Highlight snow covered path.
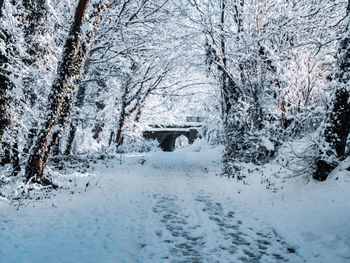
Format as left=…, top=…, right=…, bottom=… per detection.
left=1, top=149, right=349, bottom=262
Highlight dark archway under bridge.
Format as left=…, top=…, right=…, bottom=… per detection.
left=142, top=124, right=202, bottom=152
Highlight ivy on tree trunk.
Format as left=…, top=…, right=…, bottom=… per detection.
left=25, top=0, right=107, bottom=182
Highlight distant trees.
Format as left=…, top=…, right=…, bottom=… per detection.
left=1, top=0, right=199, bottom=180
left=174, top=0, right=348, bottom=179
left=111, top=58, right=171, bottom=149
left=59, top=0, right=176, bottom=154
left=183, top=0, right=282, bottom=175
left=0, top=0, right=349, bottom=186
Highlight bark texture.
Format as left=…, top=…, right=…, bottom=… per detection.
left=0, top=24, right=14, bottom=165
left=64, top=81, right=87, bottom=155
left=25, top=0, right=106, bottom=181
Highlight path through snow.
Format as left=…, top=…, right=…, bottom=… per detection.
left=0, top=148, right=349, bottom=262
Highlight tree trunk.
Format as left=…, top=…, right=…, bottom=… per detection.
left=0, top=0, right=4, bottom=17
left=0, top=25, right=15, bottom=165
left=11, top=134, right=20, bottom=176
left=115, top=93, right=128, bottom=148
left=25, top=0, right=106, bottom=182
left=0, top=72, right=12, bottom=151
left=112, top=77, right=132, bottom=149
left=219, top=0, right=229, bottom=123
left=91, top=76, right=107, bottom=144
left=48, top=88, right=76, bottom=161
left=323, top=88, right=350, bottom=158
left=23, top=126, right=37, bottom=157
left=115, top=111, right=126, bottom=147
left=219, top=0, right=242, bottom=122
left=64, top=82, right=87, bottom=155
left=0, top=142, right=11, bottom=166
left=220, top=0, right=243, bottom=177
left=65, top=122, right=78, bottom=156
left=313, top=11, right=350, bottom=180
left=108, top=131, right=115, bottom=147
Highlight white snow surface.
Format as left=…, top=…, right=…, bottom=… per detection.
left=0, top=146, right=350, bottom=263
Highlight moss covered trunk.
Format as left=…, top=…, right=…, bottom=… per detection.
left=25, top=0, right=106, bottom=182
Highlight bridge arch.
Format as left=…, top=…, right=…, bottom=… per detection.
left=159, top=134, right=177, bottom=151
left=143, top=125, right=201, bottom=152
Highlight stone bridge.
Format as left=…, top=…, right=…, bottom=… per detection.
left=143, top=124, right=202, bottom=151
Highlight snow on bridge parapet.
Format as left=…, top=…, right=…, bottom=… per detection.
left=147, top=127, right=194, bottom=132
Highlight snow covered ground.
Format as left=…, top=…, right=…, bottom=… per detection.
left=0, top=145, right=349, bottom=262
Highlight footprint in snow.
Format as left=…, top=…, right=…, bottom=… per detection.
left=194, top=193, right=303, bottom=262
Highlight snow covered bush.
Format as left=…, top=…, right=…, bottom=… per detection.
left=116, top=137, right=160, bottom=154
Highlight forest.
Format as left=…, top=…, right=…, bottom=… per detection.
left=0, top=0, right=350, bottom=262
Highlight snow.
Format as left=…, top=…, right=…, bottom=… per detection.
left=82, top=22, right=94, bottom=36
left=44, top=0, right=52, bottom=10
left=1, top=146, right=349, bottom=262
left=261, top=136, right=275, bottom=151
left=147, top=127, right=193, bottom=132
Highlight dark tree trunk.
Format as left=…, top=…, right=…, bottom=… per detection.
left=0, top=142, right=11, bottom=166
left=323, top=88, right=350, bottom=158
left=91, top=77, right=107, bottom=144
left=115, top=95, right=127, bottom=148
left=49, top=88, right=76, bottom=161
left=0, top=0, right=5, bottom=17
left=25, top=0, right=105, bottom=182
left=251, top=84, right=263, bottom=129
left=280, top=97, right=287, bottom=130
left=64, top=82, right=87, bottom=155
left=65, top=123, right=77, bottom=156
left=48, top=130, right=63, bottom=163
left=23, top=126, right=37, bottom=156
left=92, top=121, right=104, bottom=143
left=219, top=0, right=242, bottom=123
left=219, top=0, right=230, bottom=123
left=134, top=106, right=142, bottom=123
left=313, top=15, right=350, bottom=180
left=0, top=73, right=12, bottom=150
left=313, top=160, right=335, bottom=182
left=115, top=114, right=126, bottom=147
left=132, top=90, right=152, bottom=123
left=113, top=77, right=132, bottom=149
left=11, top=135, right=20, bottom=176
left=219, top=0, right=243, bottom=177
left=0, top=26, right=15, bottom=165
left=108, top=131, right=115, bottom=147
